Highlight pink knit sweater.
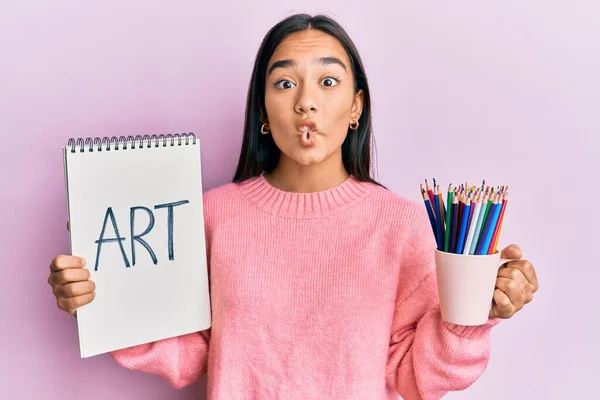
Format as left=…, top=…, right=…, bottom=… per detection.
left=110, top=174, right=500, bottom=399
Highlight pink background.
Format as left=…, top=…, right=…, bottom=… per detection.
left=1, top=1, right=597, bottom=399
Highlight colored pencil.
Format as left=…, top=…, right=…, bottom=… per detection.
left=487, top=187, right=506, bottom=254
left=474, top=192, right=496, bottom=254
left=460, top=190, right=466, bottom=232
left=475, top=193, right=499, bottom=255
left=477, top=187, right=494, bottom=244
left=463, top=191, right=482, bottom=254
left=453, top=191, right=465, bottom=252
left=490, top=188, right=509, bottom=253
left=444, top=184, right=453, bottom=252
left=458, top=190, right=466, bottom=243
left=480, top=193, right=503, bottom=254
left=421, top=184, right=437, bottom=244
left=456, top=196, right=471, bottom=254
left=436, top=185, right=446, bottom=246
left=433, top=179, right=445, bottom=215
left=450, top=195, right=460, bottom=253
left=469, top=190, right=489, bottom=255
left=433, top=187, right=444, bottom=250
left=464, top=189, right=477, bottom=241
left=425, top=179, right=435, bottom=206
left=437, top=185, right=445, bottom=231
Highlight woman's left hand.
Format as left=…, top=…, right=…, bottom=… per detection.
left=489, top=244, right=539, bottom=319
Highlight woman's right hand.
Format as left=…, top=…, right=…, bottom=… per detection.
left=48, top=255, right=96, bottom=315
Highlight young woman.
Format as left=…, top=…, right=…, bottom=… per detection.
left=47, top=13, right=539, bottom=400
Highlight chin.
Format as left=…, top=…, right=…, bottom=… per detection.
left=286, top=149, right=329, bottom=166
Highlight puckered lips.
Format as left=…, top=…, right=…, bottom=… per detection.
left=297, top=120, right=318, bottom=148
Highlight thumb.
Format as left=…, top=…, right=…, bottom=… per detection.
left=501, top=244, right=522, bottom=260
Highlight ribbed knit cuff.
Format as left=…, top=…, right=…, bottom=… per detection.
left=443, top=317, right=501, bottom=339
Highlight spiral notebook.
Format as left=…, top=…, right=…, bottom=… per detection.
left=63, top=133, right=212, bottom=358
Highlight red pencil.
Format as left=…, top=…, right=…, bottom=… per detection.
left=425, top=179, right=435, bottom=205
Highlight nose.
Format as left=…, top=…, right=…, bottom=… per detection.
left=294, top=84, right=318, bottom=114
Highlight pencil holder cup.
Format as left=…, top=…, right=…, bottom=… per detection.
left=434, top=249, right=511, bottom=326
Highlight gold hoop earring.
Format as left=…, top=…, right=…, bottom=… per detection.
left=260, top=123, right=270, bottom=134
left=349, top=119, right=359, bottom=130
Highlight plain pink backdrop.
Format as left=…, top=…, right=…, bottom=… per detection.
left=1, top=1, right=597, bottom=399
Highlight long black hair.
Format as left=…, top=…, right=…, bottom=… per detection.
left=232, top=13, right=383, bottom=188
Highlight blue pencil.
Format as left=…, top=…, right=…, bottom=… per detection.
left=469, top=190, right=489, bottom=255
left=456, top=198, right=471, bottom=254
left=421, top=185, right=437, bottom=244
left=475, top=193, right=500, bottom=255
left=480, top=193, right=502, bottom=254
left=449, top=195, right=460, bottom=253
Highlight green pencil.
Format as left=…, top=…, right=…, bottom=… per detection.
left=477, top=187, right=494, bottom=244
left=444, top=184, right=453, bottom=252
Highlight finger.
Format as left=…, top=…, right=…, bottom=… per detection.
left=48, top=267, right=90, bottom=286
left=498, top=266, right=528, bottom=288
left=498, top=266, right=534, bottom=303
left=495, top=277, right=525, bottom=309
left=57, top=292, right=95, bottom=315
left=50, top=255, right=86, bottom=272
left=501, top=244, right=522, bottom=260
left=491, top=288, right=516, bottom=319
left=504, top=260, right=538, bottom=291
left=53, top=280, right=96, bottom=299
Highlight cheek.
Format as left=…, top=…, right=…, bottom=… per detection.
left=263, top=92, right=277, bottom=120
left=328, top=87, right=355, bottom=118
left=264, top=92, right=292, bottom=131
left=322, top=97, right=354, bottom=139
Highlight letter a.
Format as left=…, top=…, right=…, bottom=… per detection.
left=94, top=207, right=130, bottom=271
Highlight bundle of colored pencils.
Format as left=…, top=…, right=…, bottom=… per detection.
left=420, top=179, right=509, bottom=255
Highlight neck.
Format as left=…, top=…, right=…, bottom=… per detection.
left=264, top=151, right=349, bottom=193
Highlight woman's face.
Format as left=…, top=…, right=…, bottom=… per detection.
left=264, top=29, right=363, bottom=168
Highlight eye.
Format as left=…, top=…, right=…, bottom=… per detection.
left=275, top=80, right=296, bottom=89
left=321, top=77, right=340, bottom=87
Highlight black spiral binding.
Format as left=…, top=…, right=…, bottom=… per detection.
left=66, top=133, right=197, bottom=153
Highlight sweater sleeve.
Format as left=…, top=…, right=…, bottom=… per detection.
left=109, top=329, right=210, bottom=389
left=385, top=206, right=501, bottom=400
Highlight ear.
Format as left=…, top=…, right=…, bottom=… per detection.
left=351, top=89, right=364, bottom=121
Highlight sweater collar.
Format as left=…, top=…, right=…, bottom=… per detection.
left=237, top=174, right=374, bottom=218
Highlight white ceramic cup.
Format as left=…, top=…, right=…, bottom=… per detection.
left=434, top=249, right=512, bottom=326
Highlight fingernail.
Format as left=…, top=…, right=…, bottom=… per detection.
left=81, top=258, right=87, bottom=266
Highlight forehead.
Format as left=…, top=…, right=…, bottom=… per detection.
left=269, top=30, right=350, bottom=65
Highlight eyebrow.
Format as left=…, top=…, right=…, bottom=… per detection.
left=267, top=56, right=347, bottom=76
